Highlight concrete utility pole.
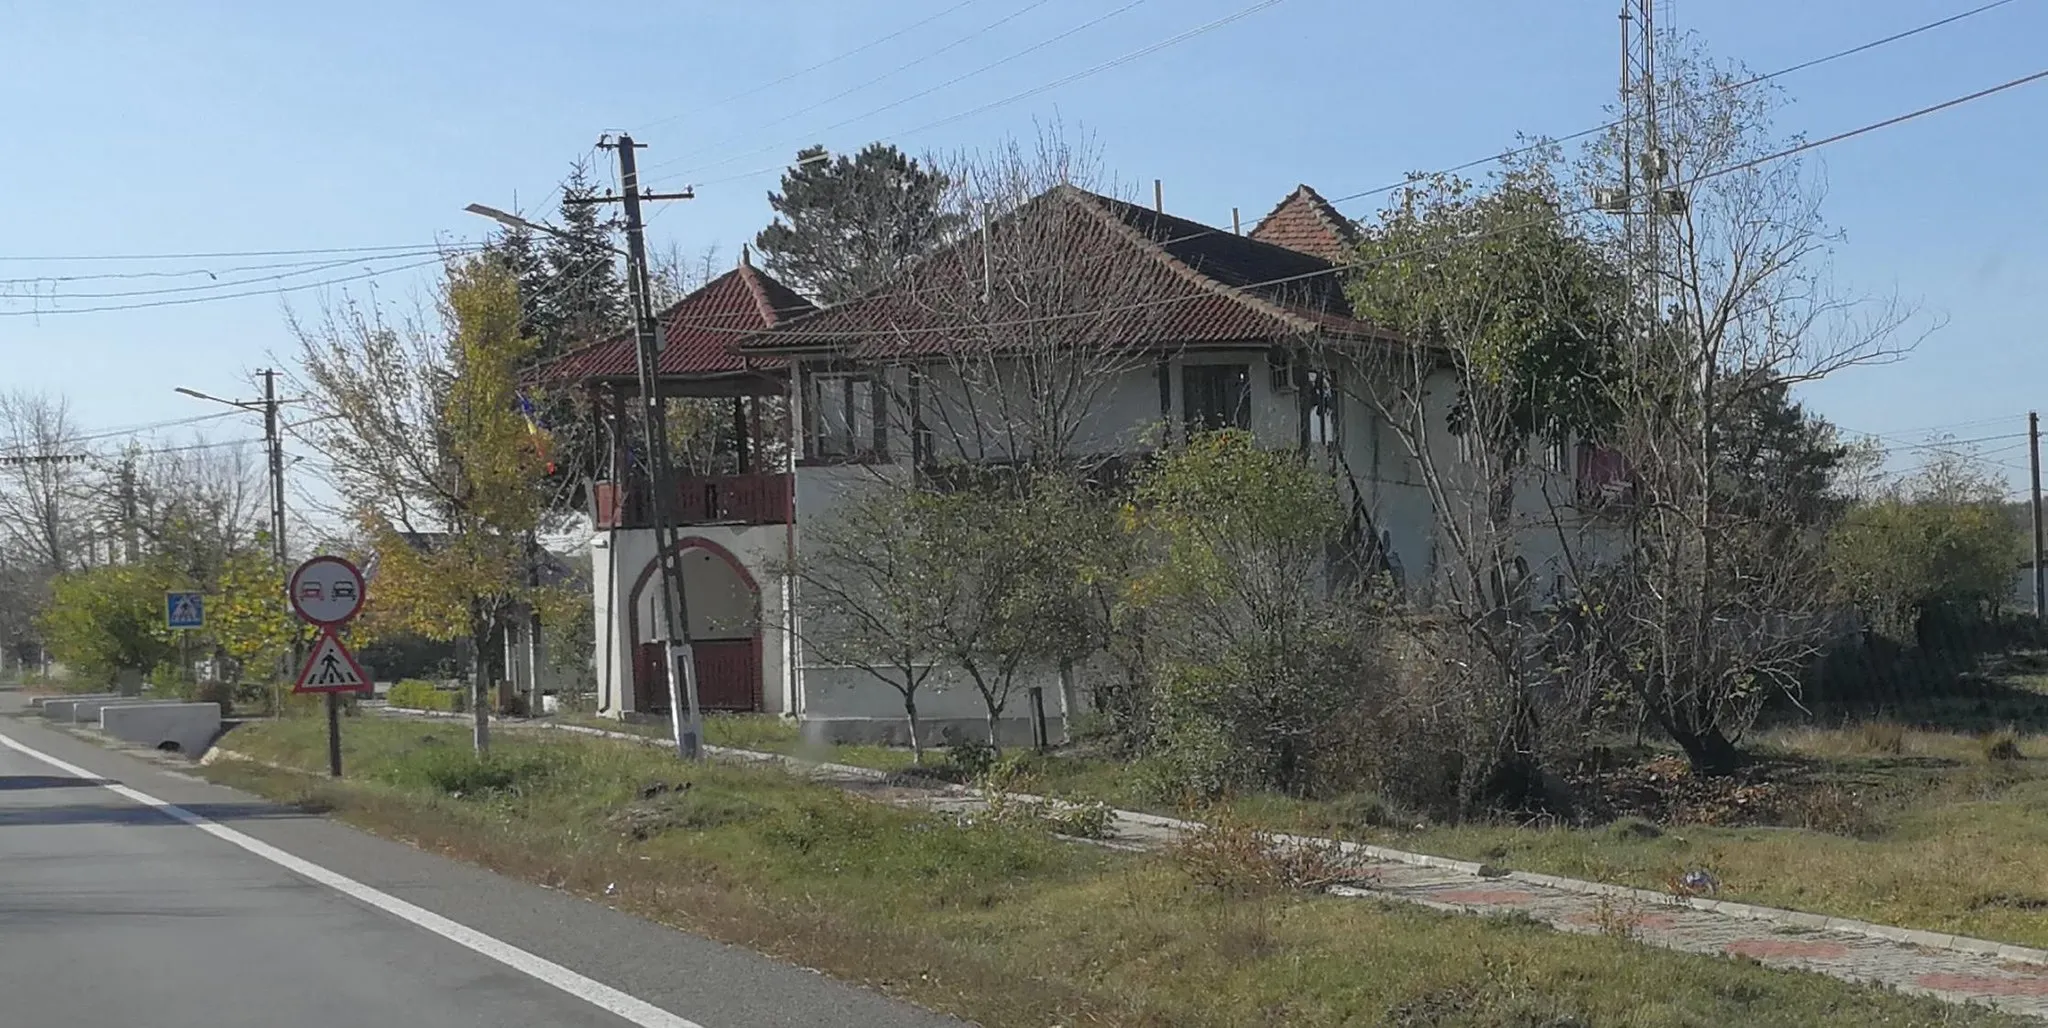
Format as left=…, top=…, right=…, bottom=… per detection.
left=2031, top=411, right=2042, bottom=618
left=174, top=372, right=294, bottom=713
left=567, top=133, right=706, bottom=760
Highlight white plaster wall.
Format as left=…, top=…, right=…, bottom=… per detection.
left=915, top=360, right=1164, bottom=461
left=591, top=523, right=791, bottom=717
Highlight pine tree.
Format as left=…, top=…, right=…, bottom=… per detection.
left=754, top=143, right=961, bottom=304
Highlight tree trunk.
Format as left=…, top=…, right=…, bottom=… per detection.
left=471, top=628, right=492, bottom=755
left=1668, top=722, right=1742, bottom=777
left=902, top=693, right=923, bottom=765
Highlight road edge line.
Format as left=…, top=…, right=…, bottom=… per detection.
left=0, top=729, right=707, bottom=1028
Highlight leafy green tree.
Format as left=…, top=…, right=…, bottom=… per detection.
left=294, top=256, right=550, bottom=752
left=755, top=143, right=961, bottom=303
left=1829, top=448, right=2023, bottom=644
left=39, top=561, right=177, bottom=685
left=1120, top=431, right=1377, bottom=797
left=1348, top=170, right=1625, bottom=477
left=209, top=541, right=302, bottom=708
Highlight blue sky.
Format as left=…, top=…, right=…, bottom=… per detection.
left=3, top=0, right=2044, bottom=496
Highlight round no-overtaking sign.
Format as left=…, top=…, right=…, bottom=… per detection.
left=289, top=556, right=366, bottom=626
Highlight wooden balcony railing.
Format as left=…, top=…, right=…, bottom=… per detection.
left=594, top=473, right=793, bottom=529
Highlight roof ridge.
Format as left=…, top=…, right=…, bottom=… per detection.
left=1067, top=188, right=1323, bottom=337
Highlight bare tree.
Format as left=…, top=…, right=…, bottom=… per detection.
left=1325, top=163, right=1623, bottom=810
left=778, top=484, right=955, bottom=762
left=1557, top=34, right=1923, bottom=774
left=0, top=390, right=88, bottom=574
left=903, top=124, right=1164, bottom=472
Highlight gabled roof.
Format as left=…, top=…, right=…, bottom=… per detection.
left=1248, top=184, right=1360, bottom=263
left=738, top=185, right=1386, bottom=356
left=534, top=257, right=815, bottom=383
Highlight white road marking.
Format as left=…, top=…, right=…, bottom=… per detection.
left=0, top=730, right=707, bottom=1028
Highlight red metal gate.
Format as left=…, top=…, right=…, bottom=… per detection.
left=631, top=638, right=762, bottom=713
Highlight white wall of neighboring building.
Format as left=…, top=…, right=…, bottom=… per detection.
left=590, top=523, right=792, bottom=717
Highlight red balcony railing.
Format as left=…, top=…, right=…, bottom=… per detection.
left=594, top=473, right=792, bottom=529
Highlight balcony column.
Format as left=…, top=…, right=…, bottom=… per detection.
left=733, top=396, right=750, bottom=474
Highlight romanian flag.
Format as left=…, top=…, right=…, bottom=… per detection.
left=515, top=392, right=556, bottom=474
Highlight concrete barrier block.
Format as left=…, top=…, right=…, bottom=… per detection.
left=40, top=695, right=124, bottom=720
left=71, top=697, right=181, bottom=724
left=99, top=703, right=221, bottom=756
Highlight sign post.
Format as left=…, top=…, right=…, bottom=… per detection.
left=289, top=556, right=368, bottom=778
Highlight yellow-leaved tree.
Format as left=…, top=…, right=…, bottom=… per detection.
left=292, top=255, right=554, bottom=752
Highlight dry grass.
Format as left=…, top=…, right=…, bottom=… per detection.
left=197, top=716, right=2014, bottom=1028
left=1169, top=809, right=1374, bottom=897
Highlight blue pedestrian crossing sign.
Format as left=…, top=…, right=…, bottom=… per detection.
left=165, top=591, right=205, bottom=630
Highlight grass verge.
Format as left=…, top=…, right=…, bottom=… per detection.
left=199, top=716, right=2017, bottom=1027
left=1000, top=726, right=2048, bottom=951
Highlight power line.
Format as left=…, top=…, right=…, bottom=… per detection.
left=646, top=0, right=1156, bottom=181
left=1, top=249, right=459, bottom=302
left=1324, top=0, right=2026, bottom=208
left=645, top=62, right=2048, bottom=342
left=637, top=0, right=987, bottom=134
left=0, top=241, right=475, bottom=264
left=679, top=0, right=1059, bottom=161
left=0, top=255, right=449, bottom=317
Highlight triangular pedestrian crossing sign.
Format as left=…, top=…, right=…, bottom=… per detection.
left=295, top=630, right=370, bottom=694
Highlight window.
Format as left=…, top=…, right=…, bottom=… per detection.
left=1183, top=363, right=1251, bottom=433
left=1457, top=430, right=1478, bottom=464
left=1543, top=436, right=1570, bottom=474
left=1300, top=368, right=1337, bottom=449
left=808, top=372, right=883, bottom=460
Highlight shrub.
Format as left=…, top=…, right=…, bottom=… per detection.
left=380, top=745, right=555, bottom=796
left=1982, top=729, right=2024, bottom=763
left=1170, top=809, right=1372, bottom=897
left=944, top=739, right=999, bottom=781
left=388, top=678, right=460, bottom=713
left=1854, top=721, right=1907, bottom=755
left=1784, top=783, right=1888, bottom=839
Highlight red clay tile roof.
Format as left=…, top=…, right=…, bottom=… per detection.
left=1248, top=184, right=1360, bottom=263
left=534, top=260, right=814, bottom=383
left=735, top=185, right=1386, bottom=357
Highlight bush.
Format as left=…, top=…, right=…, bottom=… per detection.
left=944, top=739, right=999, bottom=781
left=1982, top=729, right=2024, bottom=763
left=1170, top=809, right=1371, bottom=897
left=379, top=745, right=555, bottom=796
left=388, top=678, right=460, bottom=713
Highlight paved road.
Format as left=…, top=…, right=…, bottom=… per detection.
left=0, top=696, right=960, bottom=1028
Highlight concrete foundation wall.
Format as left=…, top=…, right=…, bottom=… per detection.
left=801, top=714, right=1068, bottom=748
left=41, top=696, right=127, bottom=721
left=32, top=693, right=119, bottom=713
left=99, top=703, right=221, bottom=756
left=70, top=697, right=181, bottom=724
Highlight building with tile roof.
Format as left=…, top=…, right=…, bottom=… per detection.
left=532, top=183, right=1610, bottom=744
left=1248, top=184, right=1361, bottom=264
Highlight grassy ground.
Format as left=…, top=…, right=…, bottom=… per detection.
left=551, top=711, right=921, bottom=772
left=989, top=723, right=2048, bottom=951
left=201, top=715, right=2010, bottom=1028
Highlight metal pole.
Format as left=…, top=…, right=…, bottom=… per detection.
left=326, top=690, right=342, bottom=777
left=614, top=133, right=703, bottom=760
left=2031, top=410, right=2042, bottom=619
left=264, top=369, right=291, bottom=718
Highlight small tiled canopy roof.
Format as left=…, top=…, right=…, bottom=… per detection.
left=533, top=258, right=815, bottom=383
left=735, top=185, right=1387, bottom=357
left=1248, top=184, right=1361, bottom=264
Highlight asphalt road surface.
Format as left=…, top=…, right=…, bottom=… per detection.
left=0, top=694, right=961, bottom=1028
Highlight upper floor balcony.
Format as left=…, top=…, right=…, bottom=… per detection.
left=593, top=473, right=793, bottom=530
